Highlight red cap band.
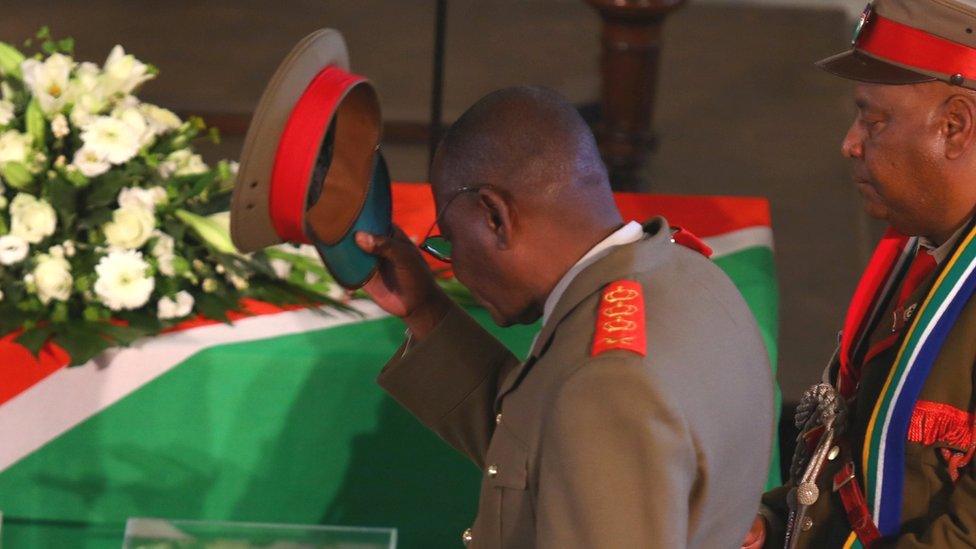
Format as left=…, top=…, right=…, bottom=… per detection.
left=269, top=66, right=366, bottom=244
left=858, top=13, right=976, bottom=80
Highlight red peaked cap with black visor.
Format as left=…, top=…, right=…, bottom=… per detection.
left=817, top=0, right=976, bottom=91
left=230, top=28, right=382, bottom=254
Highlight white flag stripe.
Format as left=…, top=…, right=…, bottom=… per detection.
left=0, top=301, right=388, bottom=473
left=703, top=226, right=774, bottom=258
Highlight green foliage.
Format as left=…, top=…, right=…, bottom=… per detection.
left=0, top=41, right=25, bottom=78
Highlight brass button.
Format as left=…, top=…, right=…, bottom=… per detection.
left=461, top=527, right=473, bottom=545
left=487, top=464, right=498, bottom=478
left=495, top=413, right=503, bottom=425
left=828, top=445, right=840, bottom=461
left=801, top=517, right=814, bottom=531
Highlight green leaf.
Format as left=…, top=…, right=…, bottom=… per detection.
left=87, top=173, right=127, bottom=207
left=98, top=323, right=150, bottom=346
left=0, top=41, right=26, bottom=79
left=53, top=323, right=110, bottom=366
left=64, top=168, right=90, bottom=188
left=194, top=292, right=236, bottom=322
left=44, top=177, right=77, bottom=226
left=0, top=161, right=34, bottom=189
left=15, top=325, right=53, bottom=355
left=26, top=98, right=46, bottom=145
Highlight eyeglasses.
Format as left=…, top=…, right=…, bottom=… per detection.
left=419, top=185, right=487, bottom=263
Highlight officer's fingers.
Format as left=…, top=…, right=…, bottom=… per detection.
left=356, top=231, right=394, bottom=257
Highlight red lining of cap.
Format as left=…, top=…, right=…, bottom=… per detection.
left=858, top=13, right=976, bottom=80
left=269, top=66, right=365, bottom=244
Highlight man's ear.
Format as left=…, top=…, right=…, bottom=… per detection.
left=477, top=187, right=514, bottom=250
left=943, top=93, right=976, bottom=160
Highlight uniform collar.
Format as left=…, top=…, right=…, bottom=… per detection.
left=528, top=217, right=672, bottom=359
left=540, top=221, right=644, bottom=326
left=919, top=219, right=970, bottom=265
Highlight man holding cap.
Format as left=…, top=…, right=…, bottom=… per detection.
left=358, top=86, right=774, bottom=547
left=745, top=1, right=976, bottom=547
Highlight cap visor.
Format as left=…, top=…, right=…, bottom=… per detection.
left=815, top=50, right=935, bottom=85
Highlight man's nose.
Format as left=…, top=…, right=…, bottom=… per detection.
left=841, top=122, right=864, bottom=159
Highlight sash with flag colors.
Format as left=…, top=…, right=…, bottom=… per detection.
left=841, top=221, right=976, bottom=549
left=0, top=183, right=780, bottom=549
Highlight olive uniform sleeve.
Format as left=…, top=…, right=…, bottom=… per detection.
left=536, top=353, right=697, bottom=548
left=880, top=459, right=976, bottom=547
left=377, top=303, right=520, bottom=468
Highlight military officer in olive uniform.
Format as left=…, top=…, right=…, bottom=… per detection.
left=743, top=2, right=976, bottom=547
left=356, top=86, right=775, bottom=547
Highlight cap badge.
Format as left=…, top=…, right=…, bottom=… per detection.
left=852, top=3, right=875, bottom=47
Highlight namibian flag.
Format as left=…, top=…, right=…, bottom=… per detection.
left=0, top=184, right=779, bottom=548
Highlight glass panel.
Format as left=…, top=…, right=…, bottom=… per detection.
left=123, top=518, right=396, bottom=549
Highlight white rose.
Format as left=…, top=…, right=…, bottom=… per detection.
left=140, top=103, right=181, bottom=136
left=50, top=113, right=70, bottom=139
left=94, top=250, right=154, bottom=310
left=33, top=254, right=72, bottom=304
left=0, top=100, right=14, bottom=126
left=102, top=45, right=153, bottom=96
left=103, top=205, right=155, bottom=250
left=158, top=149, right=208, bottom=178
left=0, top=234, right=29, bottom=265
left=118, top=186, right=166, bottom=211
left=80, top=116, right=141, bottom=164
left=9, top=193, right=57, bottom=244
left=21, top=53, right=75, bottom=115
left=71, top=146, right=111, bottom=178
left=157, top=290, right=194, bottom=320
left=0, top=130, right=32, bottom=164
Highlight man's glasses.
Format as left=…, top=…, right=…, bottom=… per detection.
left=419, top=185, right=487, bottom=263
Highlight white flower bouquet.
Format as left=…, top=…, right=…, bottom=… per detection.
left=0, top=29, right=344, bottom=365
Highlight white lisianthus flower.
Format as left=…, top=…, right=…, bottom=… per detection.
left=21, top=53, right=75, bottom=115
left=158, top=149, right=208, bottom=178
left=71, top=146, right=111, bottom=178
left=9, top=193, right=57, bottom=244
left=80, top=116, right=141, bottom=164
left=102, top=46, right=153, bottom=96
left=67, top=62, right=108, bottom=114
left=118, top=186, right=166, bottom=211
left=0, top=100, right=14, bottom=126
left=0, top=130, right=32, bottom=164
left=50, top=113, right=70, bottom=139
left=140, top=103, right=181, bottom=136
left=33, top=254, right=73, bottom=304
left=112, top=102, right=154, bottom=147
left=94, top=250, right=154, bottom=310
left=0, top=234, right=29, bottom=265
left=157, top=290, right=194, bottom=320
left=103, top=205, right=155, bottom=250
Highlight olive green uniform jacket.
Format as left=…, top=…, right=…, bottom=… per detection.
left=761, top=251, right=976, bottom=548
left=379, top=218, right=775, bottom=548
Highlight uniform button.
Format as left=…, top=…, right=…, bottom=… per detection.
left=828, top=445, right=840, bottom=461
left=461, top=527, right=473, bottom=545
left=801, top=517, right=814, bottom=531
left=495, top=413, right=503, bottom=425
left=487, top=464, right=499, bottom=478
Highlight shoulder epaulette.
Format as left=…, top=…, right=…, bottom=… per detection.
left=591, top=279, right=646, bottom=357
